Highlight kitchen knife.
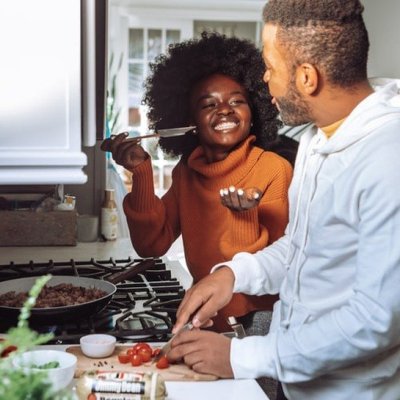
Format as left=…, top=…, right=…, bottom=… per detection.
left=100, top=126, right=196, bottom=152
left=152, top=322, right=193, bottom=364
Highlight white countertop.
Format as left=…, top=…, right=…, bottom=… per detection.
left=0, top=237, right=183, bottom=264
left=166, top=379, right=269, bottom=400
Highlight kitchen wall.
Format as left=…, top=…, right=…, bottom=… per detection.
left=363, top=0, right=400, bottom=79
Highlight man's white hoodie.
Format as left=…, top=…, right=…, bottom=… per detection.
left=222, top=82, right=400, bottom=399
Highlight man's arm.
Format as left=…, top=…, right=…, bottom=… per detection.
left=173, top=233, right=290, bottom=332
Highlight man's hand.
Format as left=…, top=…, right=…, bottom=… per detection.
left=173, top=267, right=235, bottom=333
left=220, top=186, right=262, bottom=211
left=168, top=329, right=234, bottom=378
left=100, top=132, right=148, bottom=171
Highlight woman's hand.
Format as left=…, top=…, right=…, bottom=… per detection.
left=168, top=329, right=234, bottom=378
left=220, top=186, right=262, bottom=211
left=100, top=132, right=148, bottom=171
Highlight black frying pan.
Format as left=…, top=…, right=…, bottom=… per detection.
left=0, top=276, right=117, bottom=324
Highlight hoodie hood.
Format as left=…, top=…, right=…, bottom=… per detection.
left=317, top=81, right=400, bottom=155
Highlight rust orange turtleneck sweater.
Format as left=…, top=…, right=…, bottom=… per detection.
left=123, top=136, right=293, bottom=331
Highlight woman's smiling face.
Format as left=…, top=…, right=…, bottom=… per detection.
left=189, top=73, right=252, bottom=162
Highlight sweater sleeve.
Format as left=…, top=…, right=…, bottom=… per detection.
left=220, top=155, right=292, bottom=257
left=123, top=158, right=181, bottom=257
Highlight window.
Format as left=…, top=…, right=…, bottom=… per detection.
left=127, top=28, right=181, bottom=128
left=194, top=20, right=258, bottom=42
left=124, top=28, right=181, bottom=195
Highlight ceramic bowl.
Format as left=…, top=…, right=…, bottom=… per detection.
left=79, top=334, right=116, bottom=358
left=12, top=349, right=77, bottom=391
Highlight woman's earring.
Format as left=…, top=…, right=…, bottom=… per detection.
left=191, top=128, right=197, bottom=135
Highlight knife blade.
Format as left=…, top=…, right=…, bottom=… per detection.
left=152, top=322, right=193, bottom=364
left=100, top=126, right=196, bottom=152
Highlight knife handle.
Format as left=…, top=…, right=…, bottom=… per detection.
left=227, top=316, right=246, bottom=339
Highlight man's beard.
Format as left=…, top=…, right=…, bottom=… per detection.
left=276, top=80, right=313, bottom=126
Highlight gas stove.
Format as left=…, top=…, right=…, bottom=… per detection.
left=0, top=257, right=190, bottom=344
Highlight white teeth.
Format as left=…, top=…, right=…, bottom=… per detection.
left=214, top=122, right=237, bottom=131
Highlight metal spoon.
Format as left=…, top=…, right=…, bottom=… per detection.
left=100, top=126, right=196, bottom=151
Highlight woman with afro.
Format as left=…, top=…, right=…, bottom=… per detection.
left=103, top=32, right=293, bottom=333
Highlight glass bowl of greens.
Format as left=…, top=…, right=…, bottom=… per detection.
left=12, top=349, right=77, bottom=391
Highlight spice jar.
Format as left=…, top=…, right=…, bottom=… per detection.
left=101, top=189, right=118, bottom=241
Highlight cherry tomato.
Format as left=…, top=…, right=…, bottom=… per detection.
left=131, top=354, right=143, bottom=366
left=117, top=352, right=131, bottom=364
left=127, top=348, right=137, bottom=356
left=133, top=342, right=152, bottom=353
left=156, top=355, right=169, bottom=369
left=1, top=345, right=17, bottom=358
left=137, top=348, right=152, bottom=362
left=152, top=348, right=161, bottom=357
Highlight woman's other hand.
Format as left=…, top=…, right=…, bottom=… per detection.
left=220, top=186, right=262, bottom=211
left=100, top=132, right=148, bottom=171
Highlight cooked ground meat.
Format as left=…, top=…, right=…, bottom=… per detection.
left=0, top=283, right=107, bottom=308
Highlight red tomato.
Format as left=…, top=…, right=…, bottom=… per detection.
left=133, top=342, right=152, bottom=353
left=117, top=352, right=131, bottom=364
left=127, top=348, right=137, bottom=356
left=131, top=354, right=143, bottom=366
left=152, top=348, right=161, bottom=357
left=1, top=345, right=17, bottom=358
left=156, top=355, right=169, bottom=369
left=137, top=348, right=152, bottom=362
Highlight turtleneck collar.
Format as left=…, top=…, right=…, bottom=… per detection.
left=187, top=135, right=263, bottom=190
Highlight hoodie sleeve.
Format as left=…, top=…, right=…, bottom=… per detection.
left=212, top=232, right=290, bottom=297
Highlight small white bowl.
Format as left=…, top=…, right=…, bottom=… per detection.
left=80, top=334, right=116, bottom=358
left=12, top=349, right=77, bottom=391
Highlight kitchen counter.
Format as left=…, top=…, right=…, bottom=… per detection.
left=0, top=239, right=270, bottom=399
left=39, top=344, right=270, bottom=400
left=0, top=237, right=184, bottom=265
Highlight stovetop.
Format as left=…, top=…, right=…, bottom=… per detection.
left=0, top=257, right=188, bottom=344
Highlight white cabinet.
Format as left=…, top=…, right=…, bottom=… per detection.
left=0, top=0, right=87, bottom=184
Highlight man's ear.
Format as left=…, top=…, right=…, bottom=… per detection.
left=296, top=63, right=319, bottom=95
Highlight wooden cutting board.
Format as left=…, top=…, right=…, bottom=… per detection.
left=66, top=345, right=218, bottom=382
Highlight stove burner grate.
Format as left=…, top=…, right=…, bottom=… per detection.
left=0, top=257, right=186, bottom=344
